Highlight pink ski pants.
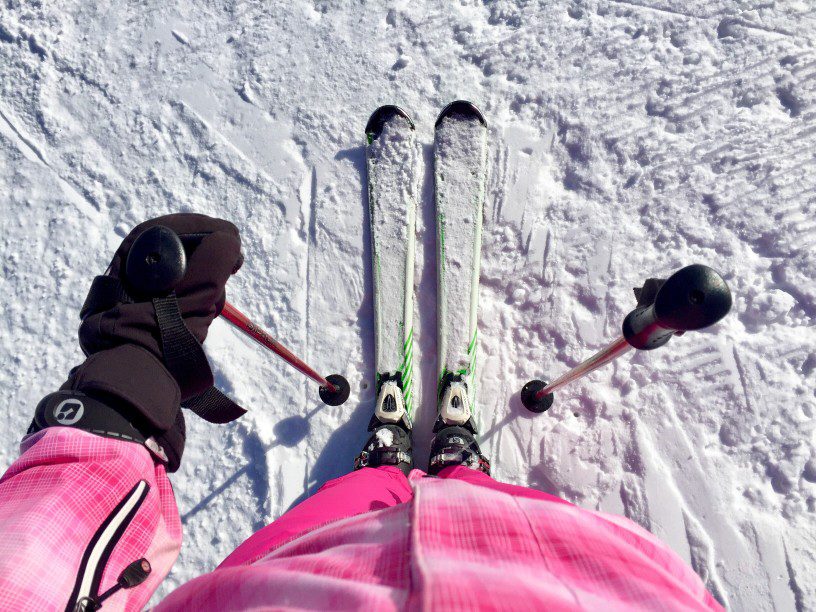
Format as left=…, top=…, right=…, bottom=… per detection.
left=220, top=464, right=570, bottom=567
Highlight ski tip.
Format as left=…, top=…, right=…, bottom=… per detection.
left=435, top=100, right=487, bottom=128
left=365, top=105, right=414, bottom=139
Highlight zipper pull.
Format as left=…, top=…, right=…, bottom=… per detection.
left=74, top=558, right=152, bottom=611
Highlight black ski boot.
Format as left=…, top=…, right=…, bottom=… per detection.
left=428, top=424, right=490, bottom=476
left=430, top=374, right=490, bottom=475
left=354, top=373, right=413, bottom=476
left=355, top=422, right=413, bottom=476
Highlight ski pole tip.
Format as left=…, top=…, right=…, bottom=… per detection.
left=520, top=379, right=554, bottom=413
left=319, top=374, right=351, bottom=406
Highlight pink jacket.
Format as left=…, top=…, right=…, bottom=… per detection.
left=0, top=428, right=722, bottom=611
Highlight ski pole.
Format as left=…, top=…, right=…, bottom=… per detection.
left=521, top=264, right=732, bottom=413
left=219, top=301, right=349, bottom=404
left=125, top=225, right=351, bottom=406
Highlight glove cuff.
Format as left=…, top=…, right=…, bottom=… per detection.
left=27, top=345, right=186, bottom=471
left=31, top=390, right=148, bottom=445
left=63, top=344, right=181, bottom=432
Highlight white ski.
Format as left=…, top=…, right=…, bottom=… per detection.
left=365, top=106, right=419, bottom=428
left=433, top=101, right=489, bottom=432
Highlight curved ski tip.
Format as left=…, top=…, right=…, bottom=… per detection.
left=435, top=100, right=487, bottom=128
left=365, top=105, right=414, bottom=138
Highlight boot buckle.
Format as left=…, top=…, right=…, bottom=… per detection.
left=354, top=451, right=370, bottom=470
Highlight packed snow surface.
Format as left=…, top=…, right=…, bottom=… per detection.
left=1, top=1, right=815, bottom=609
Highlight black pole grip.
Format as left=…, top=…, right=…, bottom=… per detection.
left=622, top=264, right=732, bottom=350
left=125, top=225, right=188, bottom=297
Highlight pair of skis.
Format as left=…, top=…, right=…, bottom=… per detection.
left=364, top=101, right=488, bottom=439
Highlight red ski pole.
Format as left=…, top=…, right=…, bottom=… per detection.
left=219, top=302, right=349, bottom=405
left=125, top=225, right=350, bottom=406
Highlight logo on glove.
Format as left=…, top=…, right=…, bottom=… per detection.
left=54, top=399, right=85, bottom=425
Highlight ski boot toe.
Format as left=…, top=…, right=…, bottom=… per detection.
left=428, top=425, right=490, bottom=476
left=355, top=423, right=413, bottom=477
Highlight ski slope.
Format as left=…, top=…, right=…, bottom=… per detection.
left=1, top=1, right=814, bottom=609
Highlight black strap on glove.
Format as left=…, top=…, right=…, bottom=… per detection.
left=80, top=276, right=245, bottom=423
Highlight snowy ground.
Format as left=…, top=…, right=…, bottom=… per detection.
left=1, top=1, right=815, bottom=609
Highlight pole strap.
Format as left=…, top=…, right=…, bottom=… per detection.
left=81, top=275, right=246, bottom=425
left=152, top=295, right=246, bottom=424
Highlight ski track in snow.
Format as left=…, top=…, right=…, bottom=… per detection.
left=1, top=1, right=814, bottom=608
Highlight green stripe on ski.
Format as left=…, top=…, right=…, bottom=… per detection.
left=403, top=382, right=413, bottom=416
left=401, top=341, right=413, bottom=370
left=468, top=331, right=478, bottom=379
left=467, top=330, right=477, bottom=354
left=401, top=326, right=414, bottom=416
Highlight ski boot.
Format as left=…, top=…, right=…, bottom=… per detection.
left=429, top=374, right=490, bottom=476
left=355, top=373, right=413, bottom=477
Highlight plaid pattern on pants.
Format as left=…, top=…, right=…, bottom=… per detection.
left=0, top=428, right=721, bottom=611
